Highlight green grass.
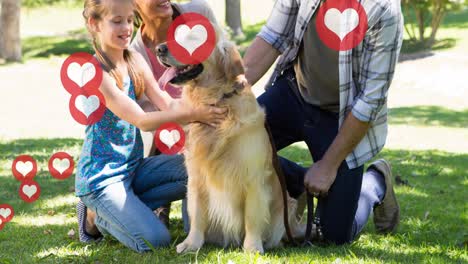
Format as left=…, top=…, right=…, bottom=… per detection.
left=388, top=106, right=468, bottom=128
left=0, top=138, right=466, bottom=263
left=21, top=29, right=93, bottom=61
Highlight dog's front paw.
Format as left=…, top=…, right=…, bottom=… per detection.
left=243, top=238, right=264, bottom=254
left=176, top=237, right=204, bottom=254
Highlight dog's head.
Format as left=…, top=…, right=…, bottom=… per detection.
left=156, top=30, right=247, bottom=95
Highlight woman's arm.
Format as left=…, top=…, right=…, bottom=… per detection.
left=132, top=51, right=173, bottom=111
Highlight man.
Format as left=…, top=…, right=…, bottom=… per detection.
left=244, top=0, right=403, bottom=244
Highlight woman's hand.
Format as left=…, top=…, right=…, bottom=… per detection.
left=170, top=99, right=227, bottom=127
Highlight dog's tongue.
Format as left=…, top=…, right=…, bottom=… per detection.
left=158, top=67, right=177, bottom=90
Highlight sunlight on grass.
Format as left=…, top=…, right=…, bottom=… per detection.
left=38, top=194, right=79, bottom=210
left=397, top=187, right=429, bottom=198
left=35, top=244, right=94, bottom=260
left=15, top=214, right=76, bottom=227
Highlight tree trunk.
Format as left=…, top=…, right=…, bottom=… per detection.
left=428, top=0, right=446, bottom=46
left=415, top=8, right=425, bottom=42
left=1, top=0, right=21, bottom=62
left=225, top=0, right=244, bottom=38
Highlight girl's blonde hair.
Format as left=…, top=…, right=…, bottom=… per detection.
left=83, top=0, right=145, bottom=99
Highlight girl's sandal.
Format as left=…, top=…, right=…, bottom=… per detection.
left=76, top=201, right=103, bottom=242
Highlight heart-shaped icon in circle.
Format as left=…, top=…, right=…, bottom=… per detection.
left=324, top=8, right=359, bottom=41
left=16, top=161, right=33, bottom=177
left=75, top=95, right=100, bottom=118
left=0, top=208, right=11, bottom=220
left=175, top=24, right=208, bottom=55
left=19, top=180, right=41, bottom=203
left=159, top=129, right=181, bottom=149
left=52, top=158, right=70, bottom=174
left=12, top=155, right=37, bottom=181
left=67, top=62, right=96, bottom=88
left=22, top=185, right=38, bottom=198
left=0, top=204, right=14, bottom=223
left=0, top=209, right=11, bottom=221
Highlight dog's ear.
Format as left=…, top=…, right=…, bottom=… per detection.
left=233, top=75, right=248, bottom=91
left=222, top=43, right=245, bottom=80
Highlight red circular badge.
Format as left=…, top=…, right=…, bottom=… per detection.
left=48, top=152, right=74, bottom=180
left=316, top=0, right=368, bottom=51
left=167, top=12, right=216, bottom=65
left=0, top=204, right=14, bottom=223
left=60, top=52, right=103, bottom=94
left=12, top=155, right=37, bottom=181
left=69, top=90, right=107, bottom=125
left=154, top=122, right=185, bottom=155
left=19, top=180, right=41, bottom=203
left=0, top=216, right=5, bottom=231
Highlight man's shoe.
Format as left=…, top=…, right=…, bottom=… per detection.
left=368, top=159, right=400, bottom=234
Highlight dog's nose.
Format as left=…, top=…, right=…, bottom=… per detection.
left=156, top=44, right=168, bottom=56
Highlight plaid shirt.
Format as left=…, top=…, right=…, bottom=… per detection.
left=258, top=0, right=403, bottom=168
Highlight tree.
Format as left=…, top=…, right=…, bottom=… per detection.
left=0, top=0, right=22, bottom=62
left=225, top=0, right=244, bottom=39
left=402, top=0, right=467, bottom=47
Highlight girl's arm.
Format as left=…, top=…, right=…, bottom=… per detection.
left=99, top=73, right=226, bottom=131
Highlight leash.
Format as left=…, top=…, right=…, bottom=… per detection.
left=264, top=121, right=324, bottom=246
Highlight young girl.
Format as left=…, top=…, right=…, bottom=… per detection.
left=76, top=0, right=226, bottom=253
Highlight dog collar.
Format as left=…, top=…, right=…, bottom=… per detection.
left=221, top=89, right=239, bottom=100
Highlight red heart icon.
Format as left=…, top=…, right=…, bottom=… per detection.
left=12, top=155, right=37, bottom=181
left=69, top=90, right=107, bottom=126
left=19, top=180, right=41, bottom=203
left=60, top=52, right=103, bottom=95
left=167, top=12, right=216, bottom=65
left=0, top=204, right=14, bottom=223
left=48, top=152, right=75, bottom=180
left=153, top=122, right=186, bottom=155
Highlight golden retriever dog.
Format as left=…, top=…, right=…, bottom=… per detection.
left=156, top=33, right=303, bottom=254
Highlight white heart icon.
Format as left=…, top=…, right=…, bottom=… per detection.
left=160, top=129, right=181, bottom=149
left=16, top=161, right=33, bottom=177
left=324, top=8, right=360, bottom=41
left=67, top=62, right=96, bottom=88
left=0, top=208, right=11, bottom=219
left=53, top=158, right=70, bottom=174
left=75, top=95, right=100, bottom=118
left=175, top=24, right=208, bottom=55
left=22, top=185, right=37, bottom=198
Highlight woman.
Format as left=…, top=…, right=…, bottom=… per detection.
left=76, top=0, right=224, bottom=253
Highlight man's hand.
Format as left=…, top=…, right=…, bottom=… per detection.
left=304, top=159, right=338, bottom=196
left=304, top=113, right=371, bottom=196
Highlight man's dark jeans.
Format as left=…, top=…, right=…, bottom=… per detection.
left=257, top=69, right=364, bottom=244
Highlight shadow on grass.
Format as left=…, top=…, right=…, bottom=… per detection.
left=400, top=37, right=457, bottom=55
left=388, top=106, right=468, bottom=128
left=22, top=29, right=93, bottom=60
left=0, top=138, right=466, bottom=263
left=442, top=8, right=468, bottom=29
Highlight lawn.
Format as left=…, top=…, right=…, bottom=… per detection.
left=0, top=139, right=466, bottom=263
left=0, top=3, right=467, bottom=264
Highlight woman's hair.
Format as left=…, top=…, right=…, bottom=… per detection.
left=83, top=0, right=145, bottom=99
